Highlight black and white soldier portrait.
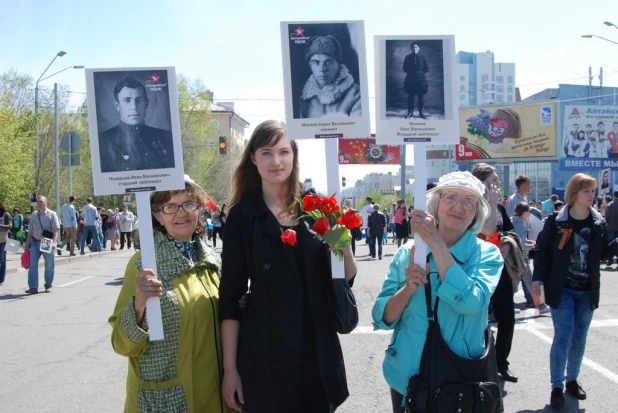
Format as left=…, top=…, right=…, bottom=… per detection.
left=93, top=70, right=175, bottom=172
left=288, top=23, right=363, bottom=120
left=385, top=40, right=445, bottom=120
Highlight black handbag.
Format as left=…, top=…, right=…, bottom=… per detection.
left=406, top=274, right=502, bottom=413
left=329, top=277, right=359, bottom=334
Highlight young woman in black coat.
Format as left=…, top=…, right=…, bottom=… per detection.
left=532, top=173, right=608, bottom=407
left=219, top=120, right=357, bottom=413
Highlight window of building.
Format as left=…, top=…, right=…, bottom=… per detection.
left=496, top=85, right=503, bottom=93
left=496, top=95, right=504, bottom=102
left=507, top=95, right=513, bottom=102
left=482, top=93, right=489, bottom=100
left=507, top=86, right=513, bottom=93
left=460, top=94, right=465, bottom=100
left=481, top=74, right=489, bottom=82
left=496, top=76, right=503, bottom=83
left=460, top=75, right=465, bottom=81
left=507, top=76, right=513, bottom=83
left=460, top=85, right=465, bottom=91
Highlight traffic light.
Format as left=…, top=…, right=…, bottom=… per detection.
left=341, top=176, right=346, bottom=187
left=219, top=135, right=227, bottom=155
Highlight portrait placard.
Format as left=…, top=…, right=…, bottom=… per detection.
left=374, top=35, right=458, bottom=144
left=280, top=21, right=371, bottom=139
left=85, top=67, right=185, bottom=196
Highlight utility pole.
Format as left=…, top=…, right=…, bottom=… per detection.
left=54, top=83, right=60, bottom=211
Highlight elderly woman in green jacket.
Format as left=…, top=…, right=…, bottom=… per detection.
left=109, top=176, right=234, bottom=413
left=372, top=171, right=503, bottom=412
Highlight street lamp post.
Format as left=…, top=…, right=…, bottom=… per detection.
left=603, top=21, right=618, bottom=30
left=581, top=34, right=618, bottom=45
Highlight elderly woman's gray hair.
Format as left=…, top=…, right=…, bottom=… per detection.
left=425, top=171, right=491, bottom=234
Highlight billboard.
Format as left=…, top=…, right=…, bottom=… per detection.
left=456, top=103, right=556, bottom=160
left=338, top=137, right=400, bottom=164
left=559, top=105, right=618, bottom=171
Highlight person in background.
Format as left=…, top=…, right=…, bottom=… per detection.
left=106, top=208, right=120, bottom=250
left=603, top=190, right=618, bottom=266
left=506, top=175, right=532, bottom=217
left=382, top=208, right=390, bottom=245
left=24, top=196, right=60, bottom=294
left=360, top=196, right=374, bottom=247
left=471, top=163, right=519, bottom=382
left=542, top=195, right=559, bottom=218
left=0, top=205, right=11, bottom=287
left=119, top=205, right=135, bottom=250
left=594, top=196, right=604, bottom=213
left=11, top=208, right=23, bottom=246
left=372, top=171, right=502, bottom=412
left=23, top=211, right=31, bottom=246
left=390, top=203, right=398, bottom=244
left=394, top=200, right=409, bottom=248
left=344, top=198, right=358, bottom=256
left=108, top=175, right=232, bottom=412
left=532, top=173, right=608, bottom=407
left=220, top=203, right=228, bottom=240
left=212, top=205, right=223, bottom=249
left=512, top=202, right=551, bottom=314
left=100, top=207, right=109, bottom=250
left=58, top=196, right=77, bottom=256
left=367, top=204, right=386, bottom=260
left=81, top=198, right=100, bottom=255
left=554, top=201, right=565, bottom=211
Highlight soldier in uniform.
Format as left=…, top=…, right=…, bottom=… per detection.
left=403, top=42, right=429, bottom=119
left=98, top=76, right=175, bottom=172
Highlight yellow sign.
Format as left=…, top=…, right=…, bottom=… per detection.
left=456, top=103, right=556, bottom=160
left=383, top=199, right=389, bottom=205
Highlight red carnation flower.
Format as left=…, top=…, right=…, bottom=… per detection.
left=302, top=194, right=322, bottom=212
left=281, top=229, right=297, bottom=246
left=320, top=196, right=340, bottom=214
left=313, top=217, right=331, bottom=236
left=338, top=209, right=362, bottom=230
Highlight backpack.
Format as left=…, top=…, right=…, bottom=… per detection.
left=500, top=231, right=527, bottom=292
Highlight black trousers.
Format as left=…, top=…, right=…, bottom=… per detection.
left=120, top=231, right=132, bottom=249
left=490, top=268, right=515, bottom=370
left=212, top=226, right=223, bottom=247
left=407, top=91, right=424, bottom=113
left=390, top=389, right=406, bottom=413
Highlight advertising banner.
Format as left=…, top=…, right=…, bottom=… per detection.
left=338, top=138, right=400, bottom=165
left=280, top=21, right=371, bottom=139
left=456, top=103, right=556, bottom=160
left=374, top=35, right=458, bottom=144
left=559, top=105, right=618, bottom=171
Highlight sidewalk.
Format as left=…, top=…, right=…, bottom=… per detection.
left=3, top=245, right=138, bottom=274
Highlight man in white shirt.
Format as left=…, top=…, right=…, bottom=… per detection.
left=58, top=195, right=78, bottom=256
left=360, top=196, right=374, bottom=247
left=119, top=205, right=135, bottom=250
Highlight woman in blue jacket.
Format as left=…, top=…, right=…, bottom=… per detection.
left=372, top=171, right=504, bottom=412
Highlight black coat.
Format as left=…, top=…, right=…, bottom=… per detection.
left=403, top=52, right=429, bottom=94
left=532, top=206, right=607, bottom=310
left=219, top=189, right=350, bottom=412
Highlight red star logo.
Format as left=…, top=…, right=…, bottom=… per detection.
left=150, top=73, right=160, bottom=84
left=294, top=26, right=305, bottom=37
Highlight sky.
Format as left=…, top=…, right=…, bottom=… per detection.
left=2, top=0, right=617, bottom=191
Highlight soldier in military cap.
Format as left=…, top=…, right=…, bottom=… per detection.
left=300, top=35, right=362, bottom=119
left=98, top=76, right=175, bottom=172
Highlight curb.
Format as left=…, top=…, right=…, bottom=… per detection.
left=5, top=249, right=134, bottom=275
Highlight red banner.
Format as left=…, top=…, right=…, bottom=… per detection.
left=338, top=138, right=400, bottom=165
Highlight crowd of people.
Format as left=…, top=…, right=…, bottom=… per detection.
left=1, top=120, right=610, bottom=412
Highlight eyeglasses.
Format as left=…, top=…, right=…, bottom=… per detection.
left=155, top=201, right=199, bottom=214
left=440, top=193, right=478, bottom=211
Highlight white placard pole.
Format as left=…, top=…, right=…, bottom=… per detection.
left=325, top=138, right=345, bottom=279
left=413, top=145, right=428, bottom=267
left=135, top=191, right=164, bottom=341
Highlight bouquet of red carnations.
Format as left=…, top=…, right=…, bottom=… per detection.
left=280, top=193, right=362, bottom=260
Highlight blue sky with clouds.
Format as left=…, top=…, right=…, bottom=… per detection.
left=2, top=0, right=617, bottom=189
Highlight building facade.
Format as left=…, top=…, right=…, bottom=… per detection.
left=209, top=101, right=249, bottom=149
left=456, top=51, right=516, bottom=106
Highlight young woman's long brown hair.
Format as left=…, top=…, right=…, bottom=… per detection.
left=229, top=120, right=300, bottom=217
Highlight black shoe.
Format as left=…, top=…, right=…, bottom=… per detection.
left=404, top=111, right=412, bottom=118
left=565, top=381, right=586, bottom=400
left=25, top=288, right=38, bottom=294
left=57, top=249, right=62, bottom=256
left=550, top=387, right=565, bottom=407
left=526, top=300, right=536, bottom=309
left=379, top=256, right=382, bottom=260
left=419, top=112, right=427, bottom=119
left=44, top=286, right=52, bottom=293
left=498, top=367, right=519, bottom=382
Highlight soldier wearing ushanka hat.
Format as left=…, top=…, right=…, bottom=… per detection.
left=299, top=35, right=362, bottom=119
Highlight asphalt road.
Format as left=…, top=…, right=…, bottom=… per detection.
left=1, top=238, right=617, bottom=412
